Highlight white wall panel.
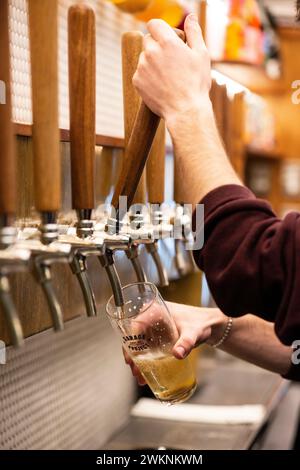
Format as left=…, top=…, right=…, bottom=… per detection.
left=9, top=0, right=144, bottom=138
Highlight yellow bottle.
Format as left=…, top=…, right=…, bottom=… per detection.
left=135, top=0, right=185, bottom=28
left=107, top=1, right=152, bottom=14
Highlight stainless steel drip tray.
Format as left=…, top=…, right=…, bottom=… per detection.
left=101, top=416, right=255, bottom=451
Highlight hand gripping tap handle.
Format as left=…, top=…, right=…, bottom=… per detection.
left=111, top=29, right=186, bottom=215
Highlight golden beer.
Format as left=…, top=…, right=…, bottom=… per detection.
left=133, top=352, right=197, bottom=404
left=106, top=282, right=198, bottom=404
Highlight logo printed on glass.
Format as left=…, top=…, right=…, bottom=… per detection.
left=122, top=334, right=150, bottom=352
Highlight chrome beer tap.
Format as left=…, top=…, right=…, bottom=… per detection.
left=25, top=0, right=72, bottom=331
left=104, top=215, right=147, bottom=284
left=96, top=30, right=185, bottom=308
left=0, top=0, right=30, bottom=347
left=127, top=209, right=169, bottom=287
left=173, top=206, right=198, bottom=277
left=62, top=5, right=147, bottom=314
left=0, top=224, right=30, bottom=347
left=111, top=31, right=169, bottom=288
left=145, top=117, right=171, bottom=288
left=57, top=3, right=101, bottom=318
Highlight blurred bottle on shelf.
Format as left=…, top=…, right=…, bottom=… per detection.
left=107, top=0, right=186, bottom=28
left=224, top=0, right=264, bottom=65
left=107, top=0, right=152, bottom=14
left=134, top=0, right=185, bottom=28
left=245, top=93, right=277, bottom=152
left=257, top=0, right=282, bottom=79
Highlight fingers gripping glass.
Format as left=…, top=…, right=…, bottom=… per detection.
left=106, top=282, right=197, bottom=405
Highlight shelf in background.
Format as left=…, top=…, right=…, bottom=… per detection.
left=245, top=146, right=283, bottom=160
left=213, top=61, right=286, bottom=95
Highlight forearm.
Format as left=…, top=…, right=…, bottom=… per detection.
left=209, top=314, right=292, bottom=376
left=167, top=100, right=242, bottom=206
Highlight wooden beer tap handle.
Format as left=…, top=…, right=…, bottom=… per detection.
left=112, top=29, right=186, bottom=211
left=68, top=4, right=96, bottom=211
left=28, top=0, right=61, bottom=213
left=147, top=121, right=166, bottom=205
left=0, top=0, right=16, bottom=218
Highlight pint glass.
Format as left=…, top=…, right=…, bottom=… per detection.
left=106, top=282, right=197, bottom=404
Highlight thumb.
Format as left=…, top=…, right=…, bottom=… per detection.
left=172, top=328, right=198, bottom=360
left=184, top=13, right=205, bottom=51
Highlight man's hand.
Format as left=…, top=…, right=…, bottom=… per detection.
left=123, top=299, right=294, bottom=382
left=133, top=14, right=241, bottom=206
left=123, top=303, right=226, bottom=386
left=168, top=303, right=224, bottom=358
left=133, top=14, right=212, bottom=125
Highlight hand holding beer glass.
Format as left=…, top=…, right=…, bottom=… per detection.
left=106, top=282, right=197, bottom=404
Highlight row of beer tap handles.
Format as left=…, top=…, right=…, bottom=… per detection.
left=0, top=1, right=195, bottom=348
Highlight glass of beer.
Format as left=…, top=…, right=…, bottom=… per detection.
left=106, top=282, right=197, bottom=405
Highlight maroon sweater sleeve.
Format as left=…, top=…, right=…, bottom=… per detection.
left=193, top=185, right=300, bottom=381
